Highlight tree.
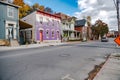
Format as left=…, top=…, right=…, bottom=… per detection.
left=39, top=5, right=45, bottom=11
left=44, top=7, right=53, bottom=13
left=91, top=20, right=109, bottom=40
left=99, top=23, right=109, bottom=37
left=13, top=0, right=24, bottom=6
left=31, top=3, right=45, bottom=11
left=32, top=3, right=39, bottom=10
left=13, top=0, right=31, bottom=18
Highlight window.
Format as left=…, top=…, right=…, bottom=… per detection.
left=46, top=18, right=50, bottom=26
left=39, top=17, right=43, bottom=24
left=57, top=21, right=59, bottom=26
left=69, top=24, right=71, bottom=28
left=57, top=31, right=59, bottom=38
left=8, top=6, right=14, bottom=18
left=52, top=30, right=54, bottom=38
left=46, top=30, right=49, bottom=38
left=52, top=20, right=54, bottom=26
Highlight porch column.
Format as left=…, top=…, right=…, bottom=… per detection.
left=76, top=32, right=77, bottom=38
left=68, top=31, right=69, bottom=40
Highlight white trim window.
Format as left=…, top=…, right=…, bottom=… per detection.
left=51, top=30, right=54, bottom=38
left=46, top=18, right=50, bottom=26
left=46, top=30, right=49, bottom=38
left=39, top=17, right=43, bottom=24
left=57, top=21, right=59, bottom=27
left=52, top=20, right=54, bottom=26
left=7, top=6, right=14, bottom=18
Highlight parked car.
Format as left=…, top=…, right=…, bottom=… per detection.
left=101, top=37, right=108, bottom=42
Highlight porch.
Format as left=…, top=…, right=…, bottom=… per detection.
left=62, top=30, right=81, bottom=41
left=19, top=20, right=33, bottom=45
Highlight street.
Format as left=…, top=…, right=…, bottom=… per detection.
left=0, top=38, right=119, bottom=80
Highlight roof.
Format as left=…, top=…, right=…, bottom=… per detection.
left=75, top=19, right=86, bottom=27
left=19, top=20, right=32, bottom=29
left=54, top=12, right=71, bottom=20
left=36, top=10, right=61, bottom=19
left=0, top=1, right=19, bottom=8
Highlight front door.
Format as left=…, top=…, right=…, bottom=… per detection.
left=40, top=30, right=43, bottom=42
left=7, top=24, right=14, bottom=40
left=57, top=31, right=59, bottom=40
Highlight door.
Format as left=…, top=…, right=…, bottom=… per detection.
left=40, top=30, right=43, bottom=42
left=57, top=31, right=59, bottom=40
left=8, top=24, right=14, bottom=40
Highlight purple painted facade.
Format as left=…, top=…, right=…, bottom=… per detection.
left=35, top=12, right=61, bottom=42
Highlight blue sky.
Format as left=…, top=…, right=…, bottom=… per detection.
left=24, top=0, right=80, bottom=16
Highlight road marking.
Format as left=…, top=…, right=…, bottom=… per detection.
left=61, top=74, right=75, bottom=80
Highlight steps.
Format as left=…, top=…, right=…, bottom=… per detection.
left=10, top=40, right=19, bottom=47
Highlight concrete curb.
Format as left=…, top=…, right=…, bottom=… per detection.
left=0, top=43, right=66, bottom=52
left=93, top=53, right=120, bottom=80
left=93, top=53, right=112, bottom=80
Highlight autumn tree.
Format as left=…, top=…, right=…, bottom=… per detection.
left=13, top=0, right=31, bottom=18
left=91, top=20, right=109, bottom=40
left=31, top=3, right=45, bottom=11
left=39, top=5, right=44, bottom=11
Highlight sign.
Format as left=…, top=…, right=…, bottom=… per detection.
left=114, top=36, right=120, bottom=46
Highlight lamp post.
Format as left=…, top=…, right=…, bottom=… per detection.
left=113, top=0, right=120, bottom=35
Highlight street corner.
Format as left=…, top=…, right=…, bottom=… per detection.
left=93, top=53, right=120, bottom=80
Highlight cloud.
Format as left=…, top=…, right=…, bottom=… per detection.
left=24, top=0, right=33, bottom=5
left=74, top=0, right=118, bottom=31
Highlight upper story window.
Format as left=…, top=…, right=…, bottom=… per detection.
left=39, top=17, right=43, bottom=24
left=57, top=21, right=60, bottom=27
left=46, top=30, right=49, bottom=38
left=69, top=24, right=71, bottom=28
left=52, top=20, right=54, bottom=26
left=7, top=6, right=14, bottom=18
left=46, top=18, right=50, bottom=25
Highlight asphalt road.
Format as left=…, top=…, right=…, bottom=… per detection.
left=0, top=38, right=119, bottom=80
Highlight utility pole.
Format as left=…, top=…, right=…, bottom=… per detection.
left=113, top=0, right=120, bottom=35
left=117, top=0, right=120, bottom=35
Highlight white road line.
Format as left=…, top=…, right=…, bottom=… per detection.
left=61, top=74, right=75, bottom=80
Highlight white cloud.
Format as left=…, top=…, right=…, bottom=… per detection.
left=24, top=0, right=32, bottom=5
left=74, top=0, right=118, bottom=31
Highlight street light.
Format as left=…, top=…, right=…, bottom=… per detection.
left=113, top=0, right=120, bottom=35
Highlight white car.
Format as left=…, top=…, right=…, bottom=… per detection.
left=101, top=37, right=108, bottom=42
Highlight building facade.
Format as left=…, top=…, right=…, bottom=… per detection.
left=55, top=13, right=80, bottom=41
left=0, top=1, right=19, bottom=46
left=75, top=19, right=87, bottom=41
left=22, top=10, right=61, bottom=43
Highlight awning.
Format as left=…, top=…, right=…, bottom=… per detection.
left=19, top=20, right=32, bottom=29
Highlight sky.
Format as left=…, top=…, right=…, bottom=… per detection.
left=24, top=0, right=119, bottom=31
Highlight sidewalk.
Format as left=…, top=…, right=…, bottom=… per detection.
left=93, top=53, right=120, bottom=80
left=0, top=42, right=66, bottom=52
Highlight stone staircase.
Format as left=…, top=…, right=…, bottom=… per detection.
left=10, top=40, right=19, bottom=47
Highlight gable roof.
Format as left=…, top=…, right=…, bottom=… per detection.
left=36, top=10, right=61, bottom=19
left=0, top=1, right=19, bottom=8
left=54, top=12, right=71, bottom=20
left=75, top=19, right=86, bottom=27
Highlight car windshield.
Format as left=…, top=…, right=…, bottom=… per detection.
left=102, top=37, right=106, bottom=39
